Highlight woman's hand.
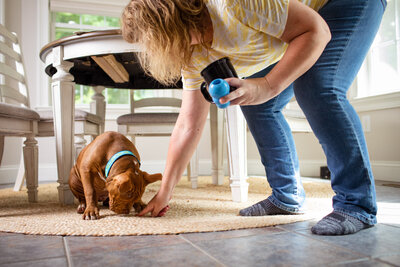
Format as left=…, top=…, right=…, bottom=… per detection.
left=220, top=77, right=279, bottom=106
left=137, top=188, right=171, bottom=217
left=220, top=0, right=331, bottom=108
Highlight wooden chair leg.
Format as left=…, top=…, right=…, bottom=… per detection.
left=0, top=136, right=4, bottom=165
left=14, top=149, right=25, bottom=191
left=23, top=136, right=38, bottom=203
left=74, top=134, right=86, bottom=160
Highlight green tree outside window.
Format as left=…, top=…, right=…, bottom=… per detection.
left=54, top=11, right=150, bottom=105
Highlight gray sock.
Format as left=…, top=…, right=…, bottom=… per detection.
left=239, top=198, right=299, bottom=216
left=311, top=211, right=372, bottom=235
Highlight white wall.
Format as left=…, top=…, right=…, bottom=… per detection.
left=0, top=0, right=399, bottom=185
left=1, top=0, right=51, bottom=183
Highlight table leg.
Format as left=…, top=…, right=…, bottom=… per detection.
left=90, top=86, right=106, bottom=134
left=210, top=105, right=224, bottom=185
left=225, top=105, right=248, bottom=202
left=51, top=46, right=75, bottom=205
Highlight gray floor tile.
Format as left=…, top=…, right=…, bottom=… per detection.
left=328, top=258, right=394, bottom=267
left=376, top=183, right=400, bottom=203
left=275, top=219, right=318, bottom=231
left=70, top=243, right=222, bottom=267
left=296, top=224, right=400, bottom=258
left=383, top=223, right=400, bottom=229
left=0, top=232, right=19, bottom=237
left=65, top=234, right=185, bottom=256
left=181, top=226, right=284, bottom=243
left=0, top=235, right=65, bottom=265
left=376, top=254, right=400, bottom=267
left=192, top=231, right=365, bottom=267
left=0, top=257, right=68, bottom=267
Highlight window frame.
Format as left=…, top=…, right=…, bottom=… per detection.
left=50, top=7, right=180, bottom=112
left=353, top=0, right=400, bottom=100
left=51, top=11, right=133, bottom=108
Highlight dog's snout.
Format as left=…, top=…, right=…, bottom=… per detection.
left=111, top=207, right=131, bottom=214
left=109, top=200, right=132, bottom=214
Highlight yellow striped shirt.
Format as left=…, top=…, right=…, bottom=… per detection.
left=182, top=0, right=328, bottom=90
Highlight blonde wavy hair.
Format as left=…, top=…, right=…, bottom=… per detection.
left=121, top=0, right=209, bottom=85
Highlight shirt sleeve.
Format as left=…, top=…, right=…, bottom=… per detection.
left=181, top=68, right=203, bottom=91
left=229, top=0, right=289, bottom=39
left=181, top=48, right=208, bottom=91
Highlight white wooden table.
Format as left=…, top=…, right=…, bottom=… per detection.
left=40, top=30, right=248, bottom=205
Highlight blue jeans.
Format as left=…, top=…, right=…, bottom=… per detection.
left=241, top=0, right=386, bottom=224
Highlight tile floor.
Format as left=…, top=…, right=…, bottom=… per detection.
left=0, top=179, right=399, bottom=267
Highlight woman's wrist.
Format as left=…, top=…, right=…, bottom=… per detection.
left=159, top=177, right=176, bottom=196
left=263, top=75, right=282, bottom=98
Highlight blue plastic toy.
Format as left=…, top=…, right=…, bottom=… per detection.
left=209, top=78, right=230, bottom=109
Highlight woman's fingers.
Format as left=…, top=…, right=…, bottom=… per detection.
left=225, top=77, right=242, bottom=87
left=157, top=205, right=170, bottom=217
left=219, top=78, right=242, bottom=104
left=221, top=77, right=277, bottom=106
left=138, top=199, right=170, bottom=217
left=137, top=203, right=153, bottom=216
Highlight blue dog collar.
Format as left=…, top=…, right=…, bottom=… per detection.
left=105, top=150, right=140, bottom=178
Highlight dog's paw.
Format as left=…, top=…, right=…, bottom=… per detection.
left=133, top=202, right=146, bottom=213
left=77, top=203, right=86, bottom=214
left=82, top=205, right=100, bottom=220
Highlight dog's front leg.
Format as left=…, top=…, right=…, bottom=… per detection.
left=81, top=171, right=100, bottom=220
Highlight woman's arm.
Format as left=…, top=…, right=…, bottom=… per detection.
left=138, top=89, right=210, bottom=217
left=221, top=0, right=331, bottom=105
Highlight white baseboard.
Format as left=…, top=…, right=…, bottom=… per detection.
left=299, top=160, right=327, bottom=178
left=1, top=159, right=398, bottom=184
left=0, top=160, right=228, bottom=184
left=37, top=163, right=59, bottom=182
left=0, top=164, right=19, bottom=184
left=246, top=159, right=400, bottom=182
left=0, top=163, right=59, bottom=184
left=370, top=161, right=400, bottom=182
left=140, top=160, right=230, bottom=176
left=248, top=159, right=328, bottom=178
left=298, top=160, right=400, bottom=182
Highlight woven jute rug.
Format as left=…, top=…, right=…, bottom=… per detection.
left=0, top=177, right=334, bottom=236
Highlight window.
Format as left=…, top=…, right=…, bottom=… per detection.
left=52, top=12, right=153, bottom=106
left=356, top=0, right=400, bottom=98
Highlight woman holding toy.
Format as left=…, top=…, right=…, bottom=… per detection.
left=122, top=0, right=386, bottom=235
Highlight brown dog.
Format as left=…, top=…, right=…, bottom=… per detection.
left=69, top=131, right=162, bottom=220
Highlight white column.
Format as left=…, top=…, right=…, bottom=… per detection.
left=51, top=46, right=75, bottom=205
left=225, top=105, right=248, bottom=202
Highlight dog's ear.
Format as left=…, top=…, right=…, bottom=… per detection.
left=119, top=178, right=132, bottom=193
left=110, top=174, right=134, bottom=198
left=142, top=172, right=162, bottom=185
